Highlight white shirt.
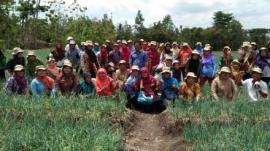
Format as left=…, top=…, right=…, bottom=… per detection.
left=242, top=79, right=268, bottom=101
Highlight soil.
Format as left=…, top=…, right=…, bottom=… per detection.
left=124, top=109, right=186, bottom=151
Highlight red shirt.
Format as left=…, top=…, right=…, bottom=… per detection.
left=178, top=47, right=192, bottom=67
left=146, top=48, right=160, bottom=72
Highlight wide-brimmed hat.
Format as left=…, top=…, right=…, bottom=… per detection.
left=122, top=40, right=127, bottom=45
left=105, top=40, right=110, bottom=43
left=161, top=67, right=172, bottom=74
left=251, top=67, right=262, bottom=74
left=251, top=42, right=257, bottom=46
left=13, top=47, right=24, bottom=54
left=116, top=40, right=121, bottom=43
left=66, top=36, right=73, bottom=41
left=27, top=51, right=36, bottom=57
left=203, top=46, right=211, bottom=51
left=131, top=65, right=139, bottom=71
left=205, top=44, right=211, bottom=48
left=108, top=62, right=115, bottom=67
left=14, top=65, right=24, bottom=72
left=63, top=59, right=72, bottom=68
left=48, top=58, right=55, bottom=62
left=101, top=44, right=107, bottom=48
left=150, top=41, right=157, bottom=46
left=119, top=60, right=126, bottom=64
left=139, top=39, right=144, bottom=42
left=260, top=47, right=267, bottom=51
left=196, top=42, right=202, bottom=46
left=191, top=50, right=200, bottom=55
left=127, top=39, right=132, bottom=43
left=182, top=42, right=189, bottom=46
left=242, top=41, right=251, bottom=48
left=185, top=72, right=197, bottom=79
left=173, top=60, right=180, bottom=65
left=232, top=59, right=240, bottom=64
left=69, top=40, right=76, bottom=45
left=172, top=42, right=178, bottom=45
left=223, top=46, right=231, bottom=50
left=94, top=42, right=99, bottom=46
left=35, top=65, right=46, bottom=71
left=220, top=67, right=231, bottom=74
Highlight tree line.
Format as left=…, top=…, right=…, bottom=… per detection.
left=0, top=0, right=269, bottom=51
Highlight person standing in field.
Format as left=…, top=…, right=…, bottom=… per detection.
left=129, top=41, right=148, bottom=69
left=256, top=47, right=270, bottom=85
left=5, top=65, right=28, bottom=95
left=241, top=67, right=268, bottom=101
left=211, top=67, right=237, bottom=101
left=219, top=46, right=233, bottom=68
left=179, top=72, right=201, bottom=102
left=55, top=60, right=78, bottom=95
left=97, top=44, right=109, bottom=68
left=65, top=40, right=80, bottom=72
left=6, top=47, right=25, bottom=74
left=171, top=42, right=179, bottom=61
left=26, top=51, right=44, bottom=78
left=81, top=42, right=99, bottom=77
left=160, top=43, right=173, bottom=63
left=49, top=42, right=65, bottom=67
left=230, top=60, right=242, bottom=86
left=146, top=41, right=160, bottom=74
left=108, top=43, right=121, bottom=66
left=199, top=46, right=217, bottom=87
left=30, top=65, right=55, bottom=97
left=178, top=42, right=192, bottom=76
left=185, top=50, right=201, bottom=77
left=0, top=49, right=6, bottom=80
left=120, top=40, right=131, bottom=63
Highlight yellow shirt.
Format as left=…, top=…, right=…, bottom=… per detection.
left=179, top=82, right=200, bottom=101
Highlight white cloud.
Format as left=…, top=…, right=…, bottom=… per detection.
left=61, top=0, right=270, bottom=29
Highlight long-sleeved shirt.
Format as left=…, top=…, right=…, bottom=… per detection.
left=256, top=55, right=270, bottom=78
left=26, top=58, right=44, bottom=77
left=242, top=79, right=268, bottom=101
left=31, top=78, right=55, bottom=97
left=200, top=55, right=217, bottom=78
left=211, top=76, right=237, bottom=101
left=6, top=56, right=25, bottom=72
left=65, top=47, right=81, bottom=68
left=5, top=76, right=28, bottom=94
left=78, top=81, right=95, bottom=95
left=179, top=82, right=200, bottom=101
left=129, top=50, right=148, bottom=68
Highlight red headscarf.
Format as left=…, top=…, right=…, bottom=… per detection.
left=140, top=67, right=156, bottom=96
left=95, top=68, right=115, bottom=96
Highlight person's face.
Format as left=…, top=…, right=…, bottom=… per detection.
left=252, top=72, right=261, bottom=81
left=141, top=71, right=148, bottom=78
left=232, top=63, right=240, bottom=69
left=119, top=64, right=126, bottom=70
left=113, top=46, right=118, bottom=50
left=85, top=76, right=92, bottom=83
left=37, top=69, right=47, bottom=77
left=87, top=45, right=93, bottom=49
left=252, top=45, right=257, bottom=50
left=192, top=54, right=199, bottom=60
left=63, top=66, right=72, bottom=74
left=70, top=44, right=75, bottom=49
left=261, top=50, right=267, bottom=57
left=48, top=60, right=55, bottom=66
left=56, top=44, right=61, bottom=48
left=17, top=52, right=23, bottom=58
left=174, top=63, right=180, bottom=69
left=101, top=47, right=106, bottom=52
left=172, top=44, right=177, bottom=48
left=16, top=70, right=25, bottom=77
left=108, top=66, right=114, bottom=71
left=135, top=43, right=142, bottom=51
left=28, top=55, right=36, bottom=61
left=187, top=77, right=195, bottom=85
left=183, top=46, right=188, bottom=50
left=162, top=73, right=170, bottom=79
left=220, top=72, right=230, bottom=80
left=131, top=70, right=139, bottom=76
left=203, top=50, right=210, bottom=56
left=165, top=45, right=171, bottom=50
left=122, top=44, right=127, bottom=48
left=98, top=72, right=106, bottom=79
left=150, top=44, right=156, bottom=49
left=165, top=60, right=172, bottom=66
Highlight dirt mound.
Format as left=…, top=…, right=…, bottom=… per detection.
left=124, top=109, right=186, bottom=151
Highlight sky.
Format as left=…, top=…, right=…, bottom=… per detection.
left=61, top=0, right=270, bottom=29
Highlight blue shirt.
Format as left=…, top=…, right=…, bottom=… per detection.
left=129, top=50, right=148, bottom=68
left=31, top=79, right=55, bottom=98
left=78, top=81, right=95, bottom=95
left=125, top=75, right=140, bottom=96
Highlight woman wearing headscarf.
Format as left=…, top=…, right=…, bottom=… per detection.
left=93, top=68, right=118, bottom=96
left=31, top=65, right=55, bottom=97
left=5, top=65, right=28, bottom=95
left=55, top=60, right=78, bottom=95
left=199, top=46, right=217, bottom=87
left=47, top=58, right=61, bottom=80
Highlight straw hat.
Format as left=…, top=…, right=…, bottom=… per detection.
left=35, top=65, right=46, bottom=71
left=48, top=58, right=55, bottom=62
left=203, top=46, right=211, bottom=51
left=116, top=40, right=121, bottom=43
left=139, top=39, right=144, bottom=42
left=173, top=60, right=180, bottom=65
left=94, top=42, right=99, bottom=46
left=224, top=46, right=231, bottom=50
left=182, top=42, right=189, bottom=46
left=13, top=47, right=24, bottom=54
left=86, top=42, right=93, bottom=46
left=172, top=42, right=178, bottom=45
left=260, top=47, right=267, bottom=51
left=119, top=60, right=126, bottom=64
left=127, top=40, right=133, bottom=43
left=131, top=65, right=139, bottom=71
left=161, top=67, right=172, bottom=74
left=251, top=67, right=262, bottom=74
left=113, top=43, right=119, bottom=46
left=205, top=44, right=211, bottom=48
left=185, top=72, right=197, bottom=79
left=108, top=62, right=115, bottom=67
left=105, top=40, right=110, bottom=43
left=251, top=42, right=257, bottom=46
left=191, top=50, right=200, bottom=55
left=122, top=40, right=127, bottom=45
left=232, top=59, right=240, bottom=64
left=242, top=41, right=251, bottom=48
left=14, top=65, right=24, bottom=72
left=220, top=67, right=231, bottom=74
left=63, top=59, right=72, bottom=68
left=150, top=41, right=157, bottom=46
left=66, top=36, right=73, bottom=41
left=196, top=42, right=202, bottom=46
left=101, top=44, right=107, bottom=48
left=69, top=40, right=76, bottom=45
left=27, top=51, right=36, bottom=57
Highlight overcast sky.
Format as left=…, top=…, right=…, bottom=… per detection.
left=62, top=0, right=270, bottom=29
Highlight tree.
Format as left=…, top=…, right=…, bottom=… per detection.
left=134, top=10, right=145, bottom=38
left=116, top=21, right=133, bottom=40
left=248, top=28, right=270, bottom=46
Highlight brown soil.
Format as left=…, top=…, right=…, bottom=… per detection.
left=124, top=109, right=186, bottom=151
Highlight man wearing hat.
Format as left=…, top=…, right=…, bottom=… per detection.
left=211, top=67, right=237, bottom=101
left=146, top=41, right=160, bottom=74
left=5, top=65, right=28, bottom=95
left=65, top=36, right=79, bottom=51
left=108, top=43, right=121, bottom=66
left=65, top=40, right=81, bottom=72
left=26, top=51, right=44, bottom=78
left=241, top=67, right=268, bottom=101
left=6, top=47, right=25, bottom=74
left=129, top=41, right=148, bottom=68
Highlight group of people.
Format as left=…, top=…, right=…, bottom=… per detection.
left=0, top=37, right=269, bottom=107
